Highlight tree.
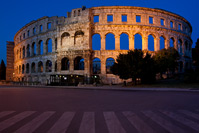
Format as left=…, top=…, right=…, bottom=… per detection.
left=153, top=47, right=179, bottom=78
left=0, top=60, right=6, bottom=80
left=111, top=49, right=156, bottom=85
left=192, top=38, right=199, bottom=69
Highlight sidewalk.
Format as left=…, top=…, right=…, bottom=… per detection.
left=1, top=84, right=199, bottom=92
left=72, top=84, right=199, bottom=92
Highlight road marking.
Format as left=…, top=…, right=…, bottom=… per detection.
left=79, top=112, right=95, bottom=133
left=103, top=112, right=126, bottom=133
left=123, top=111, right=155, bottom=133
left=178, top=110, right=199, bottom=120
left=48, top=112, right=75, bottom=133
left=161, top=111, right=199, bottom=131
left=0, top=111, right=15, bottom=119
left=15, top=111, right=54, bottom=133
left=142, top=110, right=185, bottom=133
left=0, top=111, right=35, bottom=131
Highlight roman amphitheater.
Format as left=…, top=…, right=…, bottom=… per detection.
left=13, top=6, right=192, bottom=85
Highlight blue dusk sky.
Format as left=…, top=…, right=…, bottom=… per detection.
left=0, top=0, right=198, bottom=65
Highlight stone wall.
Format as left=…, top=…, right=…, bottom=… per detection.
left=13, top=6, right=192, bottom=84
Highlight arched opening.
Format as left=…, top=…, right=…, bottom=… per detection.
left=134, top=33, right=142, bottom=50
left=160, top=36, right=165, bottom=49
left=46, top=38, right=52, bottom=53
left=17, top=50, right=19, bottom=59
left=26, top=44, right=30, bottom=57
left=23, top=46, right=25, bottom=58
left=61, top=57, right=70, bottom=70
left=26, top=63, right=29, bottom=73
left=38, top=61, right=43, bottom=73
left=39, top=40, right=43, bottom=55
left=93, top=58, right=101, bottom=74
left=31, top=62, right=36, bottom=73
left=22, top=64, right=25, bottom=74
left=61, top=32, right=70, bottom=46
left=178, top=39, right=183, bottom=53
left=120, top=33, right=129, bottom=50
left=46, top=60, right=52, bottom=72
left=19, top=65, right=21, bottom=74
left=32, top=42, right=36, bottom=56
left=55, top=61, right=57, bottom=72
left=170, top=37, right=174, bottom=47
left=185, top=41, right=188, bottom=52
left=106, top=33, right=115, bottom=50
left=92, top=34, right=101, bottom=50
left=74, top=30, right=84, bottom=45
left=74, top=56, right=84, bottom=70
left=106, top=58, right=115, bottom=74
left=148, top=34, right=155, bottom=51
left=55, top=38, right=57, bottom=50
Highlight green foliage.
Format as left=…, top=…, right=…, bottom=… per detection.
left=0, top=60, right=6, bottom=80
left=153, top=47, right=179, bottom=77
left=111, top=49, right=156, bottom=84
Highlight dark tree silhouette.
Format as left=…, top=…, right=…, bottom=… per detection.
left=0, top=60, right=6, bottom=80
left=111, top=49, right=156, bottom=85
left=153, top=47, right=179, bottom=78
left=192, top=38, right=199, bottom=69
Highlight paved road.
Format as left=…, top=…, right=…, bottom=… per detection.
left=0, top=86, right=199, bottom=133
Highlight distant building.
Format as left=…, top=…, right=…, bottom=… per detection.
left=12, top=6, right=192, bottom=85
left=6, top=41, right=14, bottom=81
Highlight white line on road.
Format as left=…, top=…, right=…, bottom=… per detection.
left=0, top=111, right=15, bottom=119
left=0, top=111, right=35, bottom=132
left=161, top=111, right=199, bottom=132
left=48, top=112, right=75, bottom=133
left=123, top=111, right=155, bottom=133
left=15, top=111, right=55, bottom=133
left=103, top=112, right=126, bottom=133
left=178, top=110, right=199, bottom=120
left=142, top=110, right=185, bottom=133
left=79, top=112, right=95, bottom=133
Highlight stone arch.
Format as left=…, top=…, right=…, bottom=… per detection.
left=185, top=40, right=189, bottom=52
left=170, top=37, right=175, bottom=47
left=74, top=56, right=84, bottom=70
left=93, top=58, right=101, bottom=74
left=38, top=61, right=43, bottom=73
left=55, top=38, right=57, bottom=50
left=55, top=60, right=57, bottom=72
left=74, top=30, right=84, bottom=45
left=22, top=64, right=25, bottom=74
left=46, top=38, right=52, bottom=53
left=32, top=42, right=36, bottom=56
left=160, top=36, right=166, bottom=49
left=26, top=44, right=30, bottom=57
left=61, top=32, right=70, bottom=46
left=26, top=63, right=29, bottom=73
left=46, top=60, right=52, bottom=72
left=178, top=39, right=183, bottom=53
left=61, top=57, right=70, bottom=70
left=120, top=33, right=129, bottom=50
left=22, top=46, right=25, bottom=58
left=148, top=34, right=155, bottom=51
left=92, top=33, right=101, bottom=50
left=106, top=57, right=115, bottom=74
left=19, top=65, right=21, bottom=74
left=134, top=33, right=142, bottom=50
left=31, top=62, right=36, bottom=73
left=38, top=40, right=43, bottom=55
left=105, top=33, right=115, bottom=50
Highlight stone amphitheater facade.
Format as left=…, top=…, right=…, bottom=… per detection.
left=13, top=6, right=192, bottom=84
